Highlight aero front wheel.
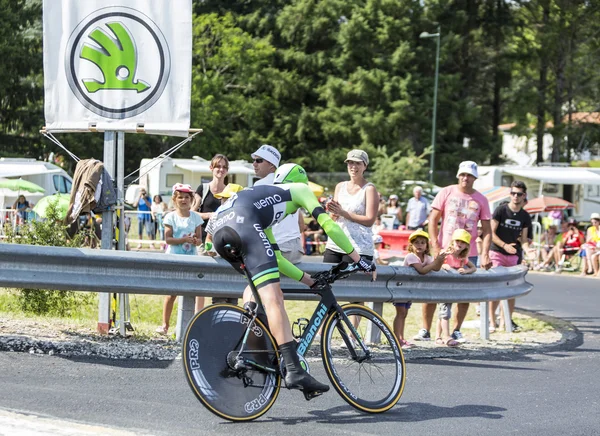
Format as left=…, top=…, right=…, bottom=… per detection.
left=321, top=304, right=406, bottom=413
left=182, top=304, right=281, bottom=421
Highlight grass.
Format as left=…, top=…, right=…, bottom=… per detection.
left=0, top=288, right=555, bottom=339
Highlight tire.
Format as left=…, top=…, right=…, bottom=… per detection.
left=321, top=304, right=405, bottom=413
left=182, top=304, right=281, bottom=421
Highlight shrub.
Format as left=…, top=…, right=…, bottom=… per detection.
left=3, top=199, right=96, bottom=315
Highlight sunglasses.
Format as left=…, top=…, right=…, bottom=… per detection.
left=510, top=191, right=525, bottom=197
left=253, top=158, right=265, bottom=164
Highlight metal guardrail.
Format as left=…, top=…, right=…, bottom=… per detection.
left=0, top=243, right=533, bottom=340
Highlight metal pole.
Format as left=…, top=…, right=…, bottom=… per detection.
left=98, top=132, right=116, bottom=334
left=429, top=26, right=440, bottom=184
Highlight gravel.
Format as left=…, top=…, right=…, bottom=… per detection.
left=0, top=311, right=575, bottom=361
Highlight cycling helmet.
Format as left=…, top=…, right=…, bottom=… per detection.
left=273, top=163, right=308, bottom=185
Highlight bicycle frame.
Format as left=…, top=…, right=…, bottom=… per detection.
left=235, top=263, right=368, bottom=373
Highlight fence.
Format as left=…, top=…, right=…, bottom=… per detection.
left=0, top=243, right=532, bottom=341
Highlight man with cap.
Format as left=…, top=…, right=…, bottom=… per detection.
left=413, top=160, right=492, bottom=343
left=405, top=186, right=429, bottom=230
left=252, top=144, right=305, bottom=263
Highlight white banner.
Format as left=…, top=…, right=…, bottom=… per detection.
left=43, top=0, right=192, bottom=136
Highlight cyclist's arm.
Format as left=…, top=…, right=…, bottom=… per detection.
left=264, top=227, right=306, bottom=283
left=289, top=184, right=360, bottom=263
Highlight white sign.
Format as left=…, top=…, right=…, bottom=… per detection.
left=43, top=0, right=192, bottom=136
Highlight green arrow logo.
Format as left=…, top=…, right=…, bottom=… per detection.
left=80, top=22, right=150, bottom=93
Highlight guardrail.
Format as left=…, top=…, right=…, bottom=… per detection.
left=0, top=243, right=533, bottom=341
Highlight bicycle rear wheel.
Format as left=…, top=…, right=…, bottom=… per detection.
left=321, top=304, right=405, bottom=413
left=182, top=304, right=281, bottom=421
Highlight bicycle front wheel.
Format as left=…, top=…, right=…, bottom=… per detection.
left=321, top=304, right=406, bottom=413
left=182, top=304, right=281, bottom=421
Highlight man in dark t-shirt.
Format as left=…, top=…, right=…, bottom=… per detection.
left=489, top=180, right=532, bottom=332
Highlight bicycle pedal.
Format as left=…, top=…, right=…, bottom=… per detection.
left=303, top=390, right=323, bottom=401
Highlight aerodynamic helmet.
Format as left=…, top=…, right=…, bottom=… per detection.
left=273, top=163, right=308, bottom=185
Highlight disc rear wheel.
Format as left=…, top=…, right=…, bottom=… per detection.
left=182, top=304, right=281, bottom=421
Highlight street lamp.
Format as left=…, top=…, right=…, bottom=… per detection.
left=420, top=26, right=441, bottom=184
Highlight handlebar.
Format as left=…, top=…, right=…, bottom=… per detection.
left=310, top=262, right=359, bottom=289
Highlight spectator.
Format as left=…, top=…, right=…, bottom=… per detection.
left=377, top=193, right=387, bottom=217
left=386, top=194, right=403, bottom=229
left=151, top=195, right=167, bottom=250
left=304, top=217, right=325, bottom=255
left=325, top=149, right=378, bottom=327
left=552, top=219, right=584, bottom=273
left=405, top=186, right=429, bottom=230
left=397, top=230, right=447, bottom=350
left=204, top=183, right=244, bottom=305
left=191, top=154, right=229, bottom=244
left=373, top=234, right=389, bottom=266
left=135, top=187, right=153, bottom=249
left=252, top=144, right=305, bottom=263
left=324, top=149, right=378, bottom=265
left=549, top=210, right=563, bottom=227
left=372, top=215, right=386, bottom=235
left=438, top=229, right=477, bottom=346
left=535, top=225, right=559, bottom=270
left=414, top=160, right=492, bottom=344
left=488, top=181, right=533, bottom=332
left=13, top=195, right=31, bottom=224
left=155, top=184, right=203, bottom=335
left=581, top=213, right=600, bottom=276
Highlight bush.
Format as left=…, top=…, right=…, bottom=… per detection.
left=3, top=199, right=97, bottom=315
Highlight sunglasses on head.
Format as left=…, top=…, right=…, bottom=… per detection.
left=510, top=191, right=524, bottom=197
left=253, top=158, right=265, bottom=164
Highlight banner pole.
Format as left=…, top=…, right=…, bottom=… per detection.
left=97, top=131, right=116, bottom=334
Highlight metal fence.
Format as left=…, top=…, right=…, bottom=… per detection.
left=0, top=243, right=533, bottom=340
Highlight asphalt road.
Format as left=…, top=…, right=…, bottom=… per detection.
left=0, top=273, right=599, bottom=436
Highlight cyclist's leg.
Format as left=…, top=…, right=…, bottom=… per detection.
left=213, top=223, right=329, bottom=396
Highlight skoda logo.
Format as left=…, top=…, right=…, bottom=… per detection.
left=65, top=7, right=171, bottom=119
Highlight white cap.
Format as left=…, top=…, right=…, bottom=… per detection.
left=456, top=161, right=479, bottom=179
left=252, top=144, right=281, bottom=167
left=373, top=234, right=384, bottom=244
left=389, top=194, right=399, bottom=200
left=591, top=212, right=600, bottom=220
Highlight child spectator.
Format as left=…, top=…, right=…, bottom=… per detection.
left=304, top=217, right=325, bottom=255
left=204, top=183, right=244, bottom=304
left=155, top=183, right=203, bottom=336
left=395, top=230, right=447, bottom=350
left=437, top=229, right=477, bottom=346
left=373, top=234, right=389, bottom=266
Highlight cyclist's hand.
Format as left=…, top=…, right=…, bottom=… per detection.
left=357, top=257, right=376, bottom=273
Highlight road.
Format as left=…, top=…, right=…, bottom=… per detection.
left=0, top=273, right=598, bottom=436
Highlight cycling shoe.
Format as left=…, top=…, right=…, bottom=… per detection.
left=284, top=371, right=330, bottom=398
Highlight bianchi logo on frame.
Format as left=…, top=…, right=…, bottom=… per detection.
left=65, top=7, right=171, bottom=119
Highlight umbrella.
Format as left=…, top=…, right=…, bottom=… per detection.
left=33, top=194, right=71, bottom=219
left=479, top=186, right=511, bottom=204
left=0, top=178, right=45, bottom=194
left=308, top=181, right=324, bottom=197
left=524, top=196, right=574, bottom=214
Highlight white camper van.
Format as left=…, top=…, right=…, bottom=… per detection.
left=126, top=156, right=256, bottom=205
left=474, top=165, right=600, bottom=219
left=0, top=158, right=73, bottom=209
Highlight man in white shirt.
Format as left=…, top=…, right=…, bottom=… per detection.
left=251, top=144, right=305, bottom=263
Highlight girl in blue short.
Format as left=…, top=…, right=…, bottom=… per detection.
left=396, top=230, right=447, bottom=349
left=155, top=183, right=203, bottom=335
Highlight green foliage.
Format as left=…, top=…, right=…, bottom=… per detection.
left=371, top=145, right=430, bottom=197
left=3, top=200, right=95, bottom=315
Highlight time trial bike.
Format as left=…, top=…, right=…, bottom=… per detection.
left=182, top=255, right=406, bottom=421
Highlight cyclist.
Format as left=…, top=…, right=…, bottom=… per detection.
left=212, top=163, right=375, bottom=398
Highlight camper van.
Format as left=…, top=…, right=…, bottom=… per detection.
left=474, top=165, right=600, bottom=219
left=126, top=156, right=256, bottom=205
left=0, top=158, right=73, bottom=209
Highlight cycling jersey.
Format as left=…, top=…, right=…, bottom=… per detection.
left=212, top=183, right=355, bottom=289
